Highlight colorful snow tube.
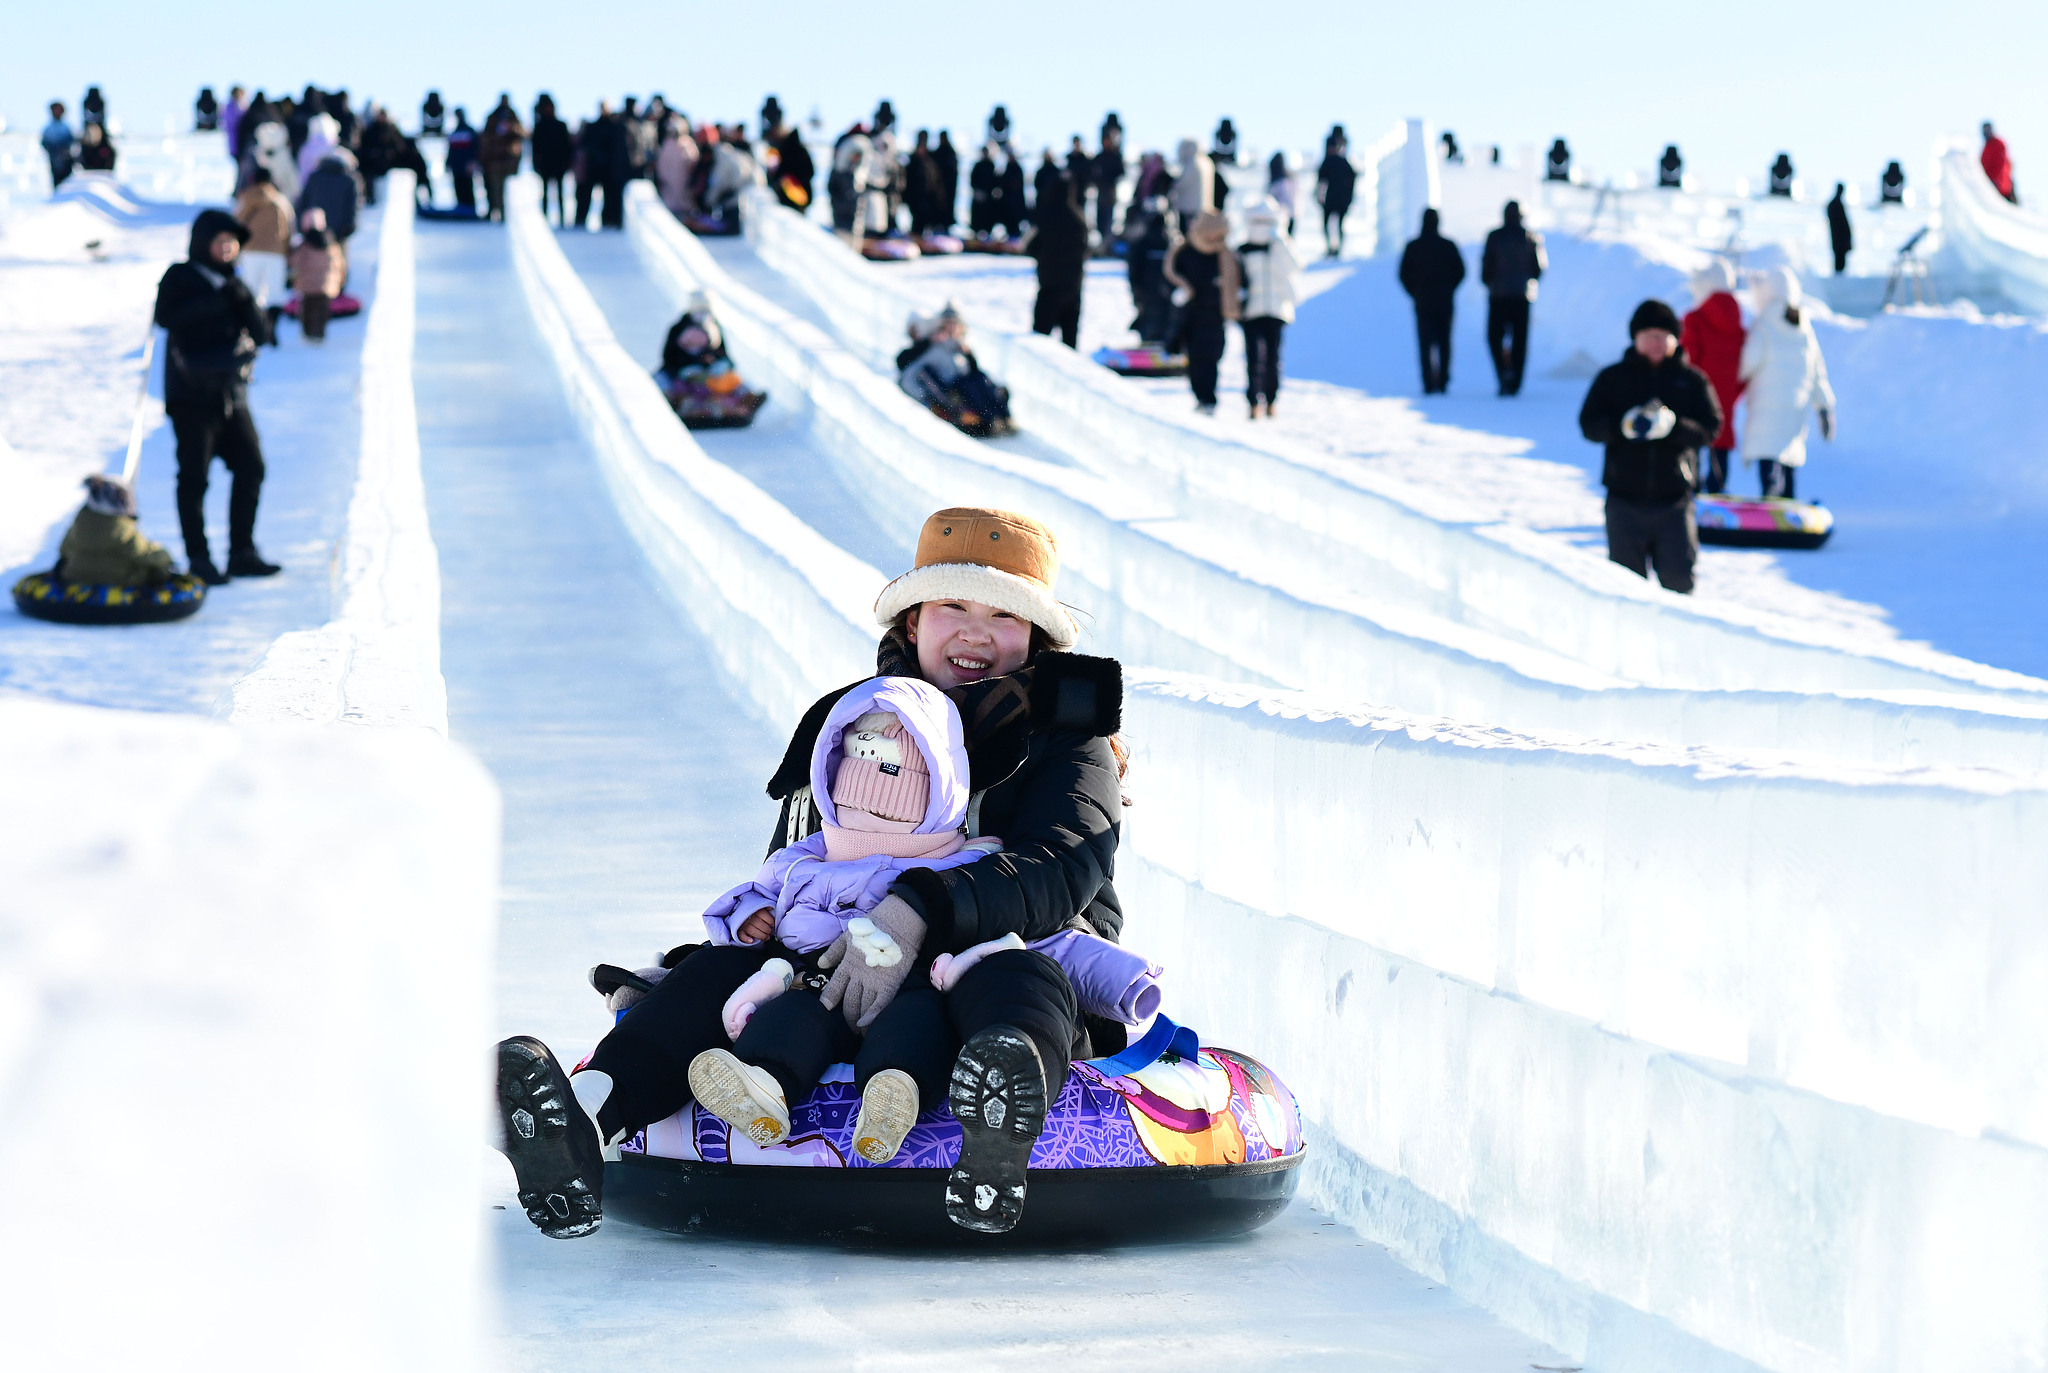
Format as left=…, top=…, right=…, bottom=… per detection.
left=282, top=293, right=362, bottom=319
left=861, top=237, right=921, bottom=262
left=12, top=571, right=206, bottom=625
left=1093, top=344, right=1189, bottom=378
left=1696, top=493, right=1834, bottom=549
left=605, top=1043, right=1305, bottom=1244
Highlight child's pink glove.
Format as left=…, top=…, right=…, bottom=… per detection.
left=929, top=933, right=1026, bottom=993
left=722, top=958, right=795, bottom=1039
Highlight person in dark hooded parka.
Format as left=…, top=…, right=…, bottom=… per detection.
left=1027, top=174, right=1090, bottom=346
left=1399, top=207, right=1465, bottom=393
left=152, top=209, right=280, bottom=583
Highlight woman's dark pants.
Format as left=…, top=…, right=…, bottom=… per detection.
left=1185, top=320, right=1225, bottom=407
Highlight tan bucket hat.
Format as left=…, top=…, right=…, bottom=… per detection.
left=873, top=507, right=1078, bottom=649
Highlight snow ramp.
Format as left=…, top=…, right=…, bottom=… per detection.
left=522, top=191, right=2048, bottom=1372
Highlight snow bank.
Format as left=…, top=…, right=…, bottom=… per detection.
left=0, top=693, right=498, bottom=1372
left=740, top=186, right=2048, bottom=707
left=506, top=180, right=878, bottom=729
left=220, top=176, right=449, bottom=733
left=1936, top=147, right=2048, bottom=315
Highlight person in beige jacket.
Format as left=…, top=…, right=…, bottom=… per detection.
left=233, top=167, right=295, bottom=323
left=289, top=207, right=346, bottom=341
left=58, top=476, right=174, bottom=586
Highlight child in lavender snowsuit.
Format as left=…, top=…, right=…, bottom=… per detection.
left=684, top=676, right=1000, bottom=1161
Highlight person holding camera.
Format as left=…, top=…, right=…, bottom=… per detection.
left=1578, top=299, right=1722, bottom=594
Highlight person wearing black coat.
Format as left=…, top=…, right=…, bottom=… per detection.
left=1028, top=173, right=1090, bottom=346
left=968, top=146, right=998, bottom=236
left=420, top=91, right=445, bottom=136
left=771, top=123, right=815, bottom=213
left=1579, top=299, right=1722, bottom=594
left=495, top=509, right=1125, bottom=1240
left=1398, top=208, right=1465, bottom=393
left=195, top=87, right=219, bottom=131
left=933, top=131, right=959, bottom=232
left=1031, top=151, right=1063, bottom=227
left=299, top=151, right=363, bottom=242
left=1479, top=200, right=1544, bottom=395
left=1880, top=161, right=1905, bottom=205
left=1126, top=202, right=1177, bottom=344
left=356, top=106, right=406, bottom=205
left=1315, top=130, right=1356, bottom=258
left=996, top=151, right=1027, bottom=238
left=591, top=106, right=630, bottom=228
left=1093, top=115, right=1125, bottom=244
left=1826, top=183, right=1853, bottom=274
left=531, top=95, right=574, bottom=226
left=1546, top=138, right=1571, bottom=182
left=905, top=132, right=941, bottom=235
left=152, top=209, right=280, bottom=584
left=1769, top=153, right=1795, bottom=197
left=446, top=108, right=479, bottom=212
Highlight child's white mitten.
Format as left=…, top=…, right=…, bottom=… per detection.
left=847, top=916, right=903, bottom=968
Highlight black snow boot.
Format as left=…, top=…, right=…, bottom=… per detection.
left=225, top=548, right=282, bottom=577
left=945, top=1026, right=1047, bottom=1234
left=188, top=556, right=229, bottom=586
left=496, top=1036, right=604, bottom=1239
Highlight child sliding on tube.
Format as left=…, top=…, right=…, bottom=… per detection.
left=685, top=677, right=999, bottom=1162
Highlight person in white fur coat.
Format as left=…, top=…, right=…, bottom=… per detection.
left=1237, top=197, right=1301, bottom=418
left=1738, top=266, right=1835, bottom=499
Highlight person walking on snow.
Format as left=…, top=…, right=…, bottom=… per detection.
left=233, top=167, right=294, bottom=324
left=1266, top=153, right=1298, bottom=237
left=1679, top=260, right=1744, bottom=494
left=1826, top=184, right=1852, bottom=274
left=478, top=95, right=527, bottom=222
left=531, top=95, right=575, bottom=226
left=1026, top=172, right=1090, bottom=347
left=1315, top=128, right=1356, bottom=258
left=290, top=208, right=345, bottom=342
left=1238, top=198, right=1300, bottom=417
left=41, top=103, right=77, bottom=188
left=1399, top=208, right=1465, bottom=394
left=1093, top=114, right=1125, bottom=246
left=1738, top=266, right=1834, bottom=501
left=1170, top=138, right=1214, bottom=232
left=1480, top=201, right=1544, bottom=396
left=1163, top=210, right=1238, bottom=414
left=1578, top=299, right=1722, bottom=595
left=1982, top=122, right=2018, bottom=205
left=152, top=209, right=281, bottom=585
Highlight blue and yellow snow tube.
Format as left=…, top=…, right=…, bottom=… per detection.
left=605, top=1039, right=1305, bottom=1244
left=11, top=571, right=206, bottom=625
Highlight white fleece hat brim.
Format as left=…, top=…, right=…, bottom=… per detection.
left=873, top=561, right=1078, bottom=649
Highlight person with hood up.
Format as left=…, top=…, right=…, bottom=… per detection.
left=1546, top=138, right=1571, bottom=183
left=296, top=109, right=340, bottom=184
left=41, top=102, right=77, bottom=188
left=1737, top=267, right=1835, bottom=500
left=1981, top=122, right=2017, bottom=205
left=57, top=476, right=174, bottom=587
left=1479, top=200, right=1545, bottom=396
left=1399, top=207, right=1465, bottom=394
left=654, top=116, right=700, bottom=217
left=1163, top=209, right=1239, bottom=414
left=966, top=142, right=997, bottom=236
left=196, top=87, right=220, bottom=132
left=1679, top=259, right=1745, bottom=494
left=298, top=147, right=362, bottom=245
left=905, top=130, right=941, bottom=236
left=1266, top=153, right=1298, bottom=237
left=1315, top=128, right=1356, bottom=258
left=233, top=167, right=295, bottom=323
left=830, top=125, right=868, bottom=233
left=495, top=506, right=1130, bottom=1238
left=531, top=95, right=575, bottom=225
left=1578, top=299, right=1722, bottom=594
left=995, top=146, right=1027, bottom=238
left=220, top=86, right=247, bottom=158
left=1826, top=184, right=1853, bottom=274
left=899, top=307, right=1009, bottom=431
left=251, top=119, right=300, bottom=201
left=1237, top=197, right=1300, bottom=417
left=152, top=208, right=280, bottom=584
left=290, top=208, right=345, bottom=341
left=1169, top=137, right=1214, bottom=231
left=932, top=131, right=959, bottom=231
left=770, top=117, right=815, bottom=213
left=679, top=678, right=1004, bottom=1157
left=1026, top=172, right=1089, bottom=347
left=478, top=95, right=527, bottom=222
left=420, top=91, right=445, bottom=137
left=1768, top=153, right=1795, bottom=197
left=1880, top=161, right=1905, bottom=205
left=355, top=105, right=405, bottom=204
left=659, top=291, right=728, bottom=375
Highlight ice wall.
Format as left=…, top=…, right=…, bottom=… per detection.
left=0, top=695, right=499, bottom=1373
left=541, top=206, right=2048, bottom=1372
left=1936, top=147, right=2048, bottom=315
left=737, top=187, right=2048, bottom=709
left=221, top=177, right=449, bottom=732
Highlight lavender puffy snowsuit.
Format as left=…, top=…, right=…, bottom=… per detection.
left=701, top=678, right=988, bottom=953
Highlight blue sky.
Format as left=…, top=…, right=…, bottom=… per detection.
left=5, top=1, right=2038, bottom=196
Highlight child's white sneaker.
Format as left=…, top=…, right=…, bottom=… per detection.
left=852, top=1068, right=920, bottom=1163
left=688, top=1049, right=790, bottom=1146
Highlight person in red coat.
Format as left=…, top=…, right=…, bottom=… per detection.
left=1982, top=122, right=2018, bottom=205
left=1680, top=260, right=1745, bottom=493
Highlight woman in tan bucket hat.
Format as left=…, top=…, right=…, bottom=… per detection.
left=496, top=507, right=1127, bottom=1238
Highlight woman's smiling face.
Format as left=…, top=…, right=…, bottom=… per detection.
left=909, top=599, right=1033, bottom=688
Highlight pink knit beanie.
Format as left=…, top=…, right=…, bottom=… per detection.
left=829, top=713, right=930, bottom=825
